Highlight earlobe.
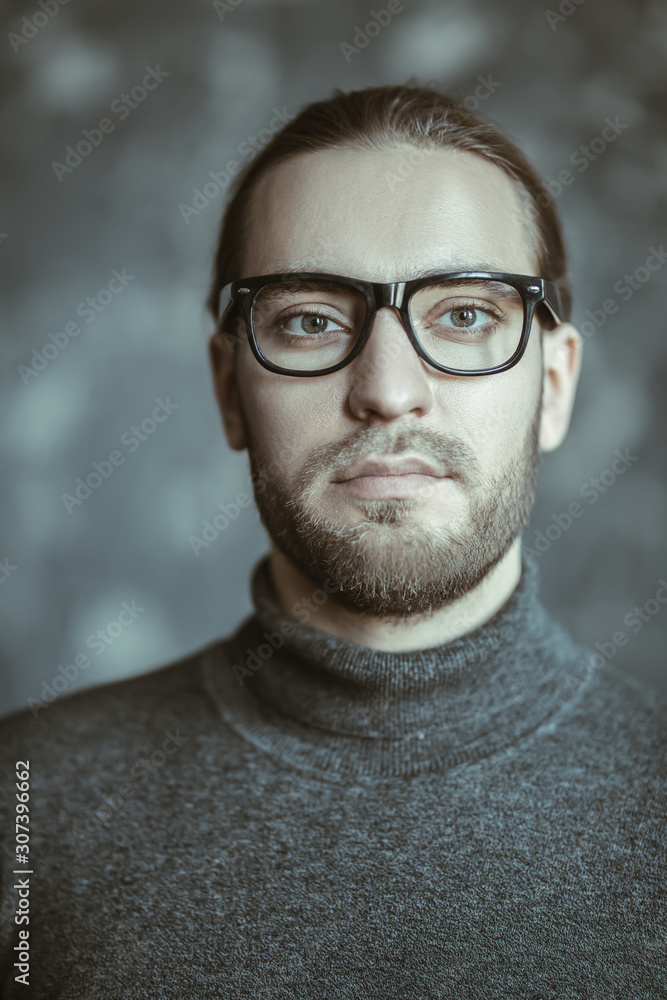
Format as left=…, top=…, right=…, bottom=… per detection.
left=538, top=322, right=583, bottom=453
left=208, top=330, right=247, bottom=451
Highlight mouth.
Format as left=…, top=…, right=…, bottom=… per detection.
left=331, top=456, right=449, bottom=500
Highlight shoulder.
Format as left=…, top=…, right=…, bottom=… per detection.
left=0, top=639, right=223, bottom=768
left=561, top=658, right=667, bottom=775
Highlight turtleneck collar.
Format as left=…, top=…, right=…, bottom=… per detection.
left=203, top=554, right=584, bottom=780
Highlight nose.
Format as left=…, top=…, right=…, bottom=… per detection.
left=346, top=306, right=435, bottom=422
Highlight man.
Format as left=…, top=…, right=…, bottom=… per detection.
left=1, top=84, right=665, bottom=998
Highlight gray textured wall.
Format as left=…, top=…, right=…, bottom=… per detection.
left=1, top=0, right=666, bottom=718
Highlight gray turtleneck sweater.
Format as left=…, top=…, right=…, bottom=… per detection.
left=0, top=556, right=665, bottom=998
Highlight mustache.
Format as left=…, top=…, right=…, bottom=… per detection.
left=299, top=425, right=480, bottom=486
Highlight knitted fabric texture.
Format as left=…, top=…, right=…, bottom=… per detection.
left=1, top=555, right=665, bottom=998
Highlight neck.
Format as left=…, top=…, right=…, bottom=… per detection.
left=268, top=539, right=523, bottom=652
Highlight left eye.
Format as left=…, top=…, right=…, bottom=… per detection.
left=437, top=306, right=492, bottom=329
left=285, top=313, right=343, bottom=335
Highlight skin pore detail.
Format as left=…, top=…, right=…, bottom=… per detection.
left=209, top=145, right=582, bottom=652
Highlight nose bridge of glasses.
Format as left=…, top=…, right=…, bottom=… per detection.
left=374, top=281, right=407, bottom=311
left=364, top=282, right=417, bottom=358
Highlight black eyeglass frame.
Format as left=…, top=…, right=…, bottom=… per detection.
left=218, top=271, right=564, bottom=378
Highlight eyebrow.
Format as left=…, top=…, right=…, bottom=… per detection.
left=257, top=278, right=359, bottom=299
left=270, top=261, right=519, bottom=280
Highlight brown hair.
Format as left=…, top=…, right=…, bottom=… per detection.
left=206, top=82, right=571, bottom=327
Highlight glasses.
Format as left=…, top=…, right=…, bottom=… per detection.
left=217, top=271, right=564, bottom=377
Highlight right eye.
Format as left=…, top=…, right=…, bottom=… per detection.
left=281, top=312, right=346, bottom=336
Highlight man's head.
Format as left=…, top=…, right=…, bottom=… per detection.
left=207, top=85, right=582, bottom=620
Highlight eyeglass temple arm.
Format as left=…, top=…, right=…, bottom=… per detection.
left=214, top=283, right=250, bottom=355
left=541, top=280, right=564, bottom=326
left=217, top=282, right=234, bottom=326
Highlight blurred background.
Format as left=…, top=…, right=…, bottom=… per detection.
left=1, top=0, right=666, bottom=717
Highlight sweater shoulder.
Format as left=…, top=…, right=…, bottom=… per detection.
left=561, top=659, right=667, bottom=770
left=582, top=659, right=666, bottom=721
left=0, top=638, right=224, bottom=761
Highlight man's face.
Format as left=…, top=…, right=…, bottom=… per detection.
left=211, top=146, right=580, bottom=619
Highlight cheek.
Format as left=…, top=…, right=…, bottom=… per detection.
left=238, top=352, right=338, bottom=469
left=442, top=351, right=541, bottom=466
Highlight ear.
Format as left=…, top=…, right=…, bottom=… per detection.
left=208, top=330, right=247, bottom=451
left=539, top=322, right=583, bottom=452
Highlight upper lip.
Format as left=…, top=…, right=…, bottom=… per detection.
left=334, top=456, right=447, bottom=482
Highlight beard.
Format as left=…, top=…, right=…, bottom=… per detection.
left=243, top=402, right=542, bottom=621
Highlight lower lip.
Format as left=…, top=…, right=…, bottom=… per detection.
left=333, top=473, right=446, bottom=500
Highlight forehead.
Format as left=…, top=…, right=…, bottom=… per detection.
left=240, top=145, right=538, bottom=281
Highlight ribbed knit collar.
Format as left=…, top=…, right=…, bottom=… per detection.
left=203, top=554, right=584, bottom=780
